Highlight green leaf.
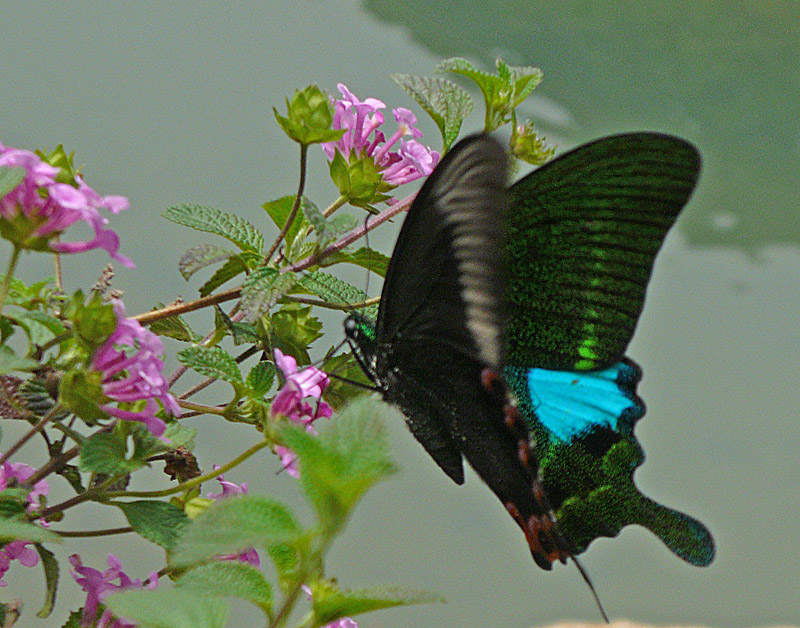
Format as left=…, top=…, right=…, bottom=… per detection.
left=118, top=500, right=189, bottom=551
left=297, top=271, right=369, bottom=307
left=0, top=519, right=60, bottom=544
left=321, top=246, right=390, bottom=278
left=213, top=306, right=261, bottom=346
left=0, top=166, right=25, bottom=197
left=246, top=361, right=276, bottom=397
left=320, top=352, right=372, bottom=411
left=198, top=255, right=250, bottom=297
left=262, top=196, right=310, bottom=253
left=148, top=309, right=201, bottom=343
left=61, top=610, right=83, bottom=628
left=266, top=543, right=300, bottom=592
left=178, top=244, right=235, bottom=280
left=163, top=204, right=264, bottom=253
left=311, top=583, right=442, bottom=627
left=170, top=495, right=301, bottom=568
left=35, top=545, right=59, bottom=618
left=240, top=268, right=297, bottom=323
left=0, top=345, right=38, bottom=375
left=79, top=431, right=144, bottom=474
left=163, top=422, right=198, bottom=450
left=268, top=305, right=323, bottom=364
left=283, top=397, right=395, bottom=534
left=392, top=74, right=473, bottom=151
left=20, top=311, right=67, bottom=337
left=176, top=561, right=273, bottom=612
left=106, top=588, right=229, bottom=628
left=177, top=346, right=242, bottom=384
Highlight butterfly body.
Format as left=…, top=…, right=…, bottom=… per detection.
left=344, top=132, right=714, bottom=570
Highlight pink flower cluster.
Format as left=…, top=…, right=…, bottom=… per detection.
left=0, top=462, right=50, bottom=587
left=321, top=84, right=439, bottom=187
left=70, top=554, right=157, bottom=628
left=0, top=141, right=133, bottom=266
left=207, top=471, right=260, bottom=567
left=91, top=301, right=180, bottom=437
left=271, top=349, right=332, bottom=478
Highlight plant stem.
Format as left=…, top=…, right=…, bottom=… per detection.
left=0, top=245, right=21, bottom=312
left=0, top=404, right=62, bottom=466
left=285, top=295, right=380, bottom=311
left=132, top=287, right=241, bottom=325
left=37, top=475, right=120, bottom=520
left=265, top=143, right=308, bottom=263
left=23, top=444, right=81, bottom=488
left=176, top=399, right=227, bottom=416
left=55, top=526, right=133, bottom=538
left=105, top=439, right=270, bottom=498
left=322, top=195, right=346, bottom=218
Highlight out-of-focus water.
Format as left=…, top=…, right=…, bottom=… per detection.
left=1, top=2, right=798, bottom=626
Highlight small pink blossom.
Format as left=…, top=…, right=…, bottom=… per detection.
left=321, top=84, right=439, bottom=188
left=0, top=540, right=39, bottom=587
left=207, top=470, right=260, bottom=567
left=0, top=462, right=49, bottom=512
left=0, top=141, right=133, bottom=266
left=91, top=301, right=180, bottom=437
left=69, top=553, right=158, bottom=628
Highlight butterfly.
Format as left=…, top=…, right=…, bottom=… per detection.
left=344, top=132, right=715, bottom=574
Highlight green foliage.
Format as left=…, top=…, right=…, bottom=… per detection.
left=35, top=545, right=59, bottom=618
left=510, top=119, right=555, bottom=165
left=267, top=304, right=323, bottom=364
left=309, top=582, right=442, bottom=627
left=320, top=352, right=371, bottom=411
left=246, top=361, right=276, bottom=397
left=392, top=74, right=473, bottom=152
left=240, top=267, right=297, bottom=323
left=298, top=271, right=369, bottom=308
left=118, top=500, right=189, bottom=550
left=176, top=561, right=273, bottom=615
left=0, top=519, right=60, bottom=544
left=0, top=344, right=38, bottom=374
left=147, top=308, right=201, bottom=343
left=163, top=204, right=264, bottom=254
left=274, top=85, right=345, bottom=146
left=79, top=431, right=145, bottom=474
left=170, top=495, right=301, bottom=568
left=198, top=254, right=252, bottom=296
left=177, top=345, right=243, bottom=384
left=58, top=370, right=108, bottom=424
left=328, top=150, right=391, bottom=209
left=320, top=245, right=390, bottom=278
left=178, top=244, right=235, bottom=281
left=106, top=588, right=229, bottom=628
left=283, top=397, right=395, bottom=535
left=66, top=291, right=117, bottom=351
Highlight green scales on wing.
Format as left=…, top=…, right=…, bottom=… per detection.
left=503, top=133, right=714, bottom=566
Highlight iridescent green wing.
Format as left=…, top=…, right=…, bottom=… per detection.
left=504, top=132, right=700, bottom=371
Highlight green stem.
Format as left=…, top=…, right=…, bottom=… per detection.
left=0, top=245, right=21, bottom=312
left=322, top=195, right=346, bottom=218
left=106, top=439, right=270, bottom=498
left=176, top=399, right=227, bottom=416
left=37, top=475, right=121, bottom=520
left=55, top=526, right=133, bottom=538
left=265, top=143, right=308, bottom=263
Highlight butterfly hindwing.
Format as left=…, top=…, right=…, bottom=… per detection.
left=505, top=132, right=701, bottom=371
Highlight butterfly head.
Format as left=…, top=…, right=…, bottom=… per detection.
left=344, top=312, right=380, bottom=386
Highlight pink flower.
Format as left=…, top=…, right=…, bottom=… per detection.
left=207, top=470, right=260, bottom=567
left=69, top=553, right=158, bottom=628
left=0, top=141, right=134, bottom=267
left=0, top=540, right=39, bottom=587
left=321, top=84, right=439, bottom=188
left=91, top=301, right=180, bottom=437
left=0, top=462, right=49, bottom=512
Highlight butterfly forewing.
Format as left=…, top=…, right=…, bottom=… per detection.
left=504, top=132, right=701, bottom=371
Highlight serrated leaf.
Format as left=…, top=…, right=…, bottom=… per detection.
left=61, top=609, right=83, bottom=628
left=79, top=432, right=144, bottom=474
left=0, top=345, right=38, bottom=375
left=177, top=346, right=242, bottom=384
left=163, top=204, right=264, bottom=253
left=283, top=397, right=395, bottom=534
left=0, top=166, right=25, bottom=197
left=0, top=519, right=60, bottom=544
left=297, top=272, right=369, bottom=307
left=246, top=361, right=276, bottom=397
left=148, top=310, right=201, bottom=343
left=312, top=585, right=442, bottom=627
left=392, top=74, right=473, bottom=151
left=106, top=588, right=229, bottom=628
left=213, top=306, right=261, bottom=346
left=176, top=561, right=273, bottom=612
left=171, top=495, right=301, bottom=568
left=118, top=500, right=189, bottom=550
left=179, top=244, right=235, bottom=281
left=20, top=311, right=67, bottom=337
left=240, top=268, right=297, bottom=323
left=198, top=255, right=250, bottom=297
left=35, top=545, right=59, bottom=618
left=340, top=246, right=390, bottom=277
left=163, top=422, right=197, bottom=450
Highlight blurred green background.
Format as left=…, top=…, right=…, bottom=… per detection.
left=2, top=2, right=798, bottom=626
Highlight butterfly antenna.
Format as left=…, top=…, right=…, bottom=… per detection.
left=571, top=554, right=610, bottom=624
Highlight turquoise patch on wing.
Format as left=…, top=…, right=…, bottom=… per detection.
left=526, top=361, right=644, bottom=443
